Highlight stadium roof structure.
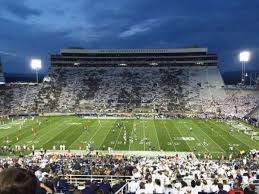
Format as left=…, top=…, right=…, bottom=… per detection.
left=61, top=47, right=208, bottom=54
left=51, top=47, right=217, bottom=67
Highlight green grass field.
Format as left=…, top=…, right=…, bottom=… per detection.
left=0, top=116, right=258, bottom=157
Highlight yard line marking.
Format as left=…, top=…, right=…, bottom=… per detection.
left=113, top=121, right=124, bottom=149
left=96, top=121, right=116, bottom=149
left=152, top=120, right=161, bottom=150
left=201, top=120, right=240, bottom=153
left=128, top=120, right=135, bottom=151
left=208, top=120, right=255, bottom=151
left=28, top=118, right=71, bottom=148
left=162, top=120, right=176, bottom=151
left=190, top=120, right=225, bottom=152
left=70, top=121, right=100, bottom=146
left=69, top=120, right=98, bottom=147
left=180, top=120, right=209, bottom=153
left=142, top=121, right=146, bottom=151
left=87, top=122, right=103, bottom=142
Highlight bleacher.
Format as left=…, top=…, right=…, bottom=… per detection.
left=0, top=66, right=258, bottom=119
left=0, top=151, right=258, bottom=194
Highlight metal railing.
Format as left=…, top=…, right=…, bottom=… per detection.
left=182, top=177, right=259, bottom=191
left=60, top=174, right=132, bottom=186
left=114, top=182, right=129, bottom=194
left=60, top=174, right=259, bottom=193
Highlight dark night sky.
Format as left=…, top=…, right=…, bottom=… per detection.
left=0, top=0, right=259, bottom=75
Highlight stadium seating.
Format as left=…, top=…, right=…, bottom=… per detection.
left=0, top=151, right=258, bottom=193
left=0, top=66, right=258, bottom=120
left=0, top=83, right=39, bottom=115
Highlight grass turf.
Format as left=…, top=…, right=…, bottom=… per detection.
left=0, top=116, right=258, bottom=157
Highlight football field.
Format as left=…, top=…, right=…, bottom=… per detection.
left=0, top=116, right=258, bottom=157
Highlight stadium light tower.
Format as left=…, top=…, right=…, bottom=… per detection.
left=31, top=59, right=42, bottom=84
left=239, top=51, right=250, bottom=85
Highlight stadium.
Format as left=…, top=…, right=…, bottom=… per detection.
left=1, top=0, right=259, bottom=191
left=0, top=47, right=259, bottom=193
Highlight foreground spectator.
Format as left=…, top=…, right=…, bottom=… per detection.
left=229, top=183, right=244, bottom=194
left=145, top=178, right=155, bottom=194
left=34, top=171, right=54, bottom=194
left=0, top=168, right=38, bottom=194
left=217, top=183, right=228, bottom=194
left=154, top=179, right=164, bottom=194
left=244, top=184, right=257, bottom=194
left=99, top=178, right=112, bottom=194
left=82, top=180, right=95, bottom=194
left=136, top=182, right=147, bottom=194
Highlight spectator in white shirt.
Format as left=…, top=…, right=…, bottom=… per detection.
left=173, top=183, right=184, bottom=194
left=186, top=187, right=192, bottom=194
left=195, top=180, right=202, bottom=193
left=222, top=179, right=230, bottom=192
left=154, top=179, right=164, bottom=194
left=165, top=184, right=174, bottom=194
left=128, top=178, right=139, bottom=194
left=242, top=173, right=249, bottom=185
left=136, top=182, right=148, bottom=194
left=202, top=180, right=211, bottom=193
left=191, top=180, right=199, bottom=194
left=211, top=179, right=219, bottom=193
left=145, top=178, right=155, bottom=194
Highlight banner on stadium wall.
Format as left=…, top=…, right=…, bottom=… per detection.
left=8, top=113, right=39, bottom=117
left=41, top=112, right=75, bottom=116
left=76, top=112, right=97, bottom=116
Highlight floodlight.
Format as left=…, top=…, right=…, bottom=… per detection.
left=239, top=51, right=250, bottom=62
left=239, top=51, right=251, bottom=85
left=31, top=59, right=42, bottom=83
left=31, top=59, right=42, bottom=70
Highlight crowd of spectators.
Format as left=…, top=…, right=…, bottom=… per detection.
left=0, top=66, right=258, bottom=120
left=202, top=95, right=259, bottom=119
left=0, top=150, right=258, bottom=194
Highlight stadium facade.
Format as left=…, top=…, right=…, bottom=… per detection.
left=0, top=47, right=258, bottom=122
left=51, top=47, right=218, bottom=67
